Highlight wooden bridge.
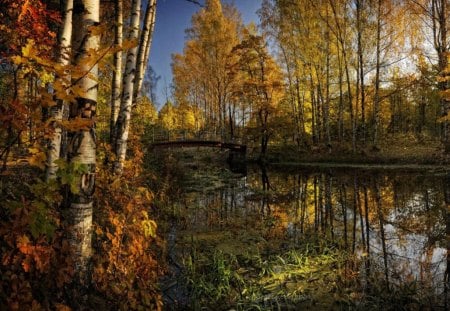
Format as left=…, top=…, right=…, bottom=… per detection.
left=149, top=130, right=247, bottom=154
left=151, top=140, right=246, bottom=153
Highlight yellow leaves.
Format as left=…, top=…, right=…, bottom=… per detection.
left=137, top=187, right=153, bottom=201
left=141, top=211, right=157, bottom=238
left=11, top=55, right=24, bottom=65
left=121, top=39, right=139, bottom=50
left=22, top=40, right=36, bottom=58
left=28, top=145, right=46, bottom=170
left=88, top=23, right=108, bottom=36
left=10, top=40, right=36, bottom=65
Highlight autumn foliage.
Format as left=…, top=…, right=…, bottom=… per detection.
left=1, top=0, right=162, bottom=309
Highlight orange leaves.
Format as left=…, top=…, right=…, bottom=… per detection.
left=16, top=234, right=52, bottom=273
left=61, top=117, right=95, bottom=132
left=18, top=0, right=30, bottom=23
left=91, top=143, right=162, bottom=309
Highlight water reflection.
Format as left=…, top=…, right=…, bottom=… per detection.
left=176, top=166, right=449, bottom=306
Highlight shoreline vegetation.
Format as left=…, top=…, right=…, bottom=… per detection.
left=1, top=0, right=450, bottom=309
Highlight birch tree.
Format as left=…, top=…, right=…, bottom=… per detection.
left=45, top=0, right=73, bottom=181
left=66, top=0, right=100, bottom=287
left=114, top=0, right=141, bottom=172
left=110, top=0, right=123, bottom=143
left=133, top=0, right=157, bottom=106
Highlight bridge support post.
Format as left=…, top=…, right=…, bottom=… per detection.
left=227, top=148, right=247, bottom=174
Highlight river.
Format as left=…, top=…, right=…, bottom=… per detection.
left=159, top=163, right=450, bottom=310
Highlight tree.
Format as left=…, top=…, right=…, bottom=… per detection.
left=45, top=0, right=73, bottom=181
left=158, top=100, right=178, bottom=131
left=133, top=0, right=157, bottom=107
left=172, top=0, right=242, bottom=138
left=109, top=0, right=123, bottom=143
left=408, top=0, right=448, bottom=151
left=66, top=0, right=100, bottom=290
left=113, top=0, right=141, bottom=173
left=114, top=0, right=158, bottom=172
left=231, top=29, right=284, bottom=160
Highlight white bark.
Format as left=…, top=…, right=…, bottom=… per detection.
left=114, top=0, right=141, bottom=172
left=46, top=0, right=73, bottom=181
left=110, top=0, right=123, bottom=143
left=133, top=0, right=157, bottom=106
left=67, top=0, right=99, bottom=287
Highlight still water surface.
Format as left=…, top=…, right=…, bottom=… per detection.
left=163, top=166, right=450, bottom=309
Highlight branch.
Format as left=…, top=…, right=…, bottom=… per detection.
left=185, top=0, right=203, bottom=7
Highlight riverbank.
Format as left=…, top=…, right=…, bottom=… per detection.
left=247, top=136, right=450, bottom=167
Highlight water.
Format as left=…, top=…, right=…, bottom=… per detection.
left=161, top=165, right=450, bottom=309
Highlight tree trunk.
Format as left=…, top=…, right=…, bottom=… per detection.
left=114, top=0, right=141, bottom=173
left=46, top=0, right=73, bottom=181
left=434, top=0, right=449, bottom=151
left=356, top=0, right=366, bottom=145
left=110, top=0, right=123, bottom=144
left=324, top=5, right=331, bottom=148
left=133, top=0, right=157, bottom=107
left=373, top=0, right=382, bottom=146
left=66, top=0, right=99, bottom=295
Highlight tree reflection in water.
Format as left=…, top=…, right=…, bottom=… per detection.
left=172, top=167, right=449, bottom=308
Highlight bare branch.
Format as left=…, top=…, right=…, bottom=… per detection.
left=185, top=0, right=203, bottom=7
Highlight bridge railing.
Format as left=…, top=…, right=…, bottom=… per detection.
left=151, top=129, right=245, bottom=145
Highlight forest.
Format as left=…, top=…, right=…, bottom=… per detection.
left=0, top=0, right=449, bottom=310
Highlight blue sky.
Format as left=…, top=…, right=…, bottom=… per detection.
left=149, top=0, right=262, bottom=107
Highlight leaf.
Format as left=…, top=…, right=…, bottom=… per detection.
left=141, top=219, right=157, bottom=238
left=11, top=55, right=23, bottom=65
left=28, top=148, right=46, bottom=170
left=22, top=39, right=36, bottom=58
left=61, top=117, right=95, bottom=131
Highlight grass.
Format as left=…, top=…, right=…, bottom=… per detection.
left=249, top=134, right=449, bottom=166
left=173, top=234, right=446, bottom=310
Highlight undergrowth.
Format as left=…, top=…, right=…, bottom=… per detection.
left=0, top=140, right=163, bottom=310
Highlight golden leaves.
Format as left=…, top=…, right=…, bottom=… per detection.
left=60, top=117, right=95, bottom=132
left=28, top=145, right=46, bottom=170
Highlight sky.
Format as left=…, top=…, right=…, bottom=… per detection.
left=148, top=0, right=262, bottom=108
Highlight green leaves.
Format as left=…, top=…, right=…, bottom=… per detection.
left=55, top=159, right=89, bottom=194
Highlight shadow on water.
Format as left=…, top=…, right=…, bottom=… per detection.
left=161, top=164, right=450, bottom=310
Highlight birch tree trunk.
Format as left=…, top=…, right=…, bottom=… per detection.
left=66, top=0, right=99, bottom=291
left=45, top=0, right=73, bottom=181
left=133, top=0, right=157, bottom=106
left=114, top=0, right=141, bottom=173
left=110, top=0, right=123, bottom=143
